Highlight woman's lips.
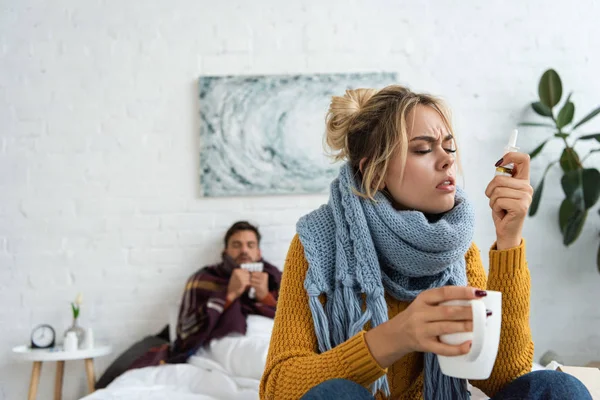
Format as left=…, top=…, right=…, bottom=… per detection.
left=436, top=179, right=455, bottom=191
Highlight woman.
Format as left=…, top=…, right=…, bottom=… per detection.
left=259, top=86, right=590, bottom=399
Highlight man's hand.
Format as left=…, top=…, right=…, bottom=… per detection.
left=250, top=271, right=270, bottom=301
left=227, top=268, right=251, bottom=302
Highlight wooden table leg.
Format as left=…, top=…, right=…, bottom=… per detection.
left=54, top=360, right=64, bottom=400
left=28, top=361, right=42, bottom=400
left=84, top=358, right=95, bottom=393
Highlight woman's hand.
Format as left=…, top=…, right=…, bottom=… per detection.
left=364, top=286, right=486, bottom=368
left=486, top=152, right=533, bottom=250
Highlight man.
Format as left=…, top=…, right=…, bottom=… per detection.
left=127, top=221, right=281, bottom=369
left=172, top=221, right=281, bottom=362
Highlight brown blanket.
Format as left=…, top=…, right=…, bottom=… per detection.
left=129, top=255, right=281, bottom=368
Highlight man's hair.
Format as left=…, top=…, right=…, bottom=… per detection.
left=224, top=221, right=261, bottom=248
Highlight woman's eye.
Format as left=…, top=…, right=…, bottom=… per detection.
left=414, top=148, right=456, bottom=154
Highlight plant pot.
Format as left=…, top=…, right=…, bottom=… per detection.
left=64, top=318, right=86, bottom=348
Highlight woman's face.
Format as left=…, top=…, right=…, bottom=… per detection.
left=383, top=104, right=457, bottom=214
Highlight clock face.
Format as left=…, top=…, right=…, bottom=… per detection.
left=31, top=324, right=55, bottom=348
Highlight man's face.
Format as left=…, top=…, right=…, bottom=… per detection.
left=224, top=230, right=261, bottom=265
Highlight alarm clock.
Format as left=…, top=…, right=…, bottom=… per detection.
left=31, top=324, right=56, bottom=349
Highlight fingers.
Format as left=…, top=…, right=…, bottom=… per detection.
left=427, top=305, right=473, bottom=322
left=485, top=176, right=533, bottom=198
left=488, top=187, right=532, bottom=210
left=250, top=273, right=267, bottom=287
left=427, top=340, right=472, bottom=357
left=425, top=321, right=474, bottom=337
left=491, top=196, right=530, bottom=218
left=420, top=319, right=474, bottom=357
left=235, top=269, right=251, bottom=286
left=496, top=152, right=531, bottom=180
left=419, top=286, right=484, bottom=305
left=234, top=268, right=251, bottom=278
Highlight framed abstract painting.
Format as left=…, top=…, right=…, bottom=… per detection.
left=199, top=72, right=398, bottom=197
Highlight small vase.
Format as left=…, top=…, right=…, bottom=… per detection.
left=65, top=317, right=86, bottom=348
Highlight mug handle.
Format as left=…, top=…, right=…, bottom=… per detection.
left=465, top=300, right=486, bottom=362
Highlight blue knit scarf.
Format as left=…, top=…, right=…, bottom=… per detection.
left=297, top=163, right=475, bottom=399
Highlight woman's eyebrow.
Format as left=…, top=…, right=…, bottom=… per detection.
left=410, top=134, right=454, bottom=143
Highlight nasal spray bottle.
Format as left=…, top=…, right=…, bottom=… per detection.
left=495, top=129, right=519, bottom=177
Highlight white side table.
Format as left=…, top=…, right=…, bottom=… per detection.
left=12, top=344, right=112, bottom=400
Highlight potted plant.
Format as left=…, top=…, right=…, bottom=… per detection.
left=520, top=69, right=600, bottom=271
left=65, top=293, right=85, bottom=346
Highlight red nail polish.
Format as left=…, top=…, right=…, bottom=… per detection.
left=475, top=290, right=487, bottom=297
left=486, top=309, right=492, bottom=317
left=495, top=158, right=504, bottom=167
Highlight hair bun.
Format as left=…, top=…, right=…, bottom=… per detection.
left=325, top=88, right=377, bottom=160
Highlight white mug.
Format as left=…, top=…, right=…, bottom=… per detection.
left=437, top=290, right=502, bottom=380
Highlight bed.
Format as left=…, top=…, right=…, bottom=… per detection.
left=82, top=312, right=544, bottom=400
left=81, top=314, right=273, bottom=400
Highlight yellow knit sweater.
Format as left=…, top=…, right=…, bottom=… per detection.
left=260, top=235, right=534, bottom=399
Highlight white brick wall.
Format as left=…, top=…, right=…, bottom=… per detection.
left=1, top=0, right=600, bottom=398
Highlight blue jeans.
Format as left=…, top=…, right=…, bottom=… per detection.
left=300, top=370, right=592, bottom=399
left=491, top=370, right=591, bottom=400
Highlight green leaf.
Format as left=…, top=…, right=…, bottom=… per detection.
left=529, top=162, right=555, bottom=216
left=577, top=133, right=600, bottom=143
left=532, top=101, right=553, bottom=117
left=554, top=133, right=569, bottom=139
left=561, top=169, right=586, bottom=209
left=559, top=199, right=573, bottom=232
left=529, top=177, right=545, bottom=217
left=563, top=207, right=587, bottom=246
left=573, top=106, right=600, bottom=129
left=582, top=168, right=600, bottom=209
left=558, top=199, right=587, bottom=246
left=561, top=168, right=600, bottom=209
left=518, top=122, right=555, bottom=128
left=596, top=240, right=600, bottom=273
left=71, top=303, right=78, bottom=319
left=556, top=101, right=575, bottom=129
left=559, top=148, right=581, bottom=172
left=538, top=69, right=563, bottom=108
left=529, top=139, right=550, bottom=160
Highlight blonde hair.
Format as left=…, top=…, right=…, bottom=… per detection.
left=325, top=85, right=457, bottom=200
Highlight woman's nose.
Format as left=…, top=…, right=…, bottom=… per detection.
left=438, top=152, right=455, bottom=170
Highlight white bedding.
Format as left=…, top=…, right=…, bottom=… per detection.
left=81, top=314, right=544, bottom=400
left=81, top=316, right=274, bottom=400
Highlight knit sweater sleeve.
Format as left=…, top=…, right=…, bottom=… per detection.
left=259, top=234, right=387, bottom=400
left=466, top=241, right=534, bottom=398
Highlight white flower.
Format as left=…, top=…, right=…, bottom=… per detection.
left=75, top=293, right=83, bottom=306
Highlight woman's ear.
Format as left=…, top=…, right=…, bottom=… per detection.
left=359, top=158, right=386, bottom=191
left=359, top=157, right=367, bottom=174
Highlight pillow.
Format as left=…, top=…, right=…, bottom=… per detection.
left=195, top=315, right=274, bottom=380
left=245, top=315, right=274, bottom=338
